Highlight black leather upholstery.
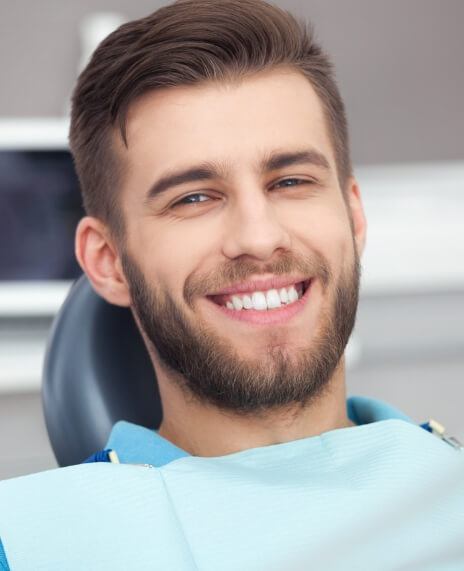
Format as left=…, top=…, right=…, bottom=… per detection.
left=42, top=275, right=162, bottom=467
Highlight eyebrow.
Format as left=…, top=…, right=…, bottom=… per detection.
left=260, top=149, right=330, bottom=173
left=144, top=148, right=331, bottom=203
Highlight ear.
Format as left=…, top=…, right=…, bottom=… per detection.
left=345, top=177, right=367, bottom=257
left=75, top=216, right=131, bottom=307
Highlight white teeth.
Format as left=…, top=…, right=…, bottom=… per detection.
left=278, top=287, right=289, bottom=304
left=288, top=286, right=299, bottom=303
left=231, top=295, right=243, bottom=310
left=266, top=289, right=281, bottom=309
left=251, top=291, right=268, bottom=310
left=223, top=282, right=306, bottom=311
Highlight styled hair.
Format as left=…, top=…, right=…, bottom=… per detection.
left=69, top=0, right=351, bottom=240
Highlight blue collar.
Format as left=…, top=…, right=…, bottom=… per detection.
left=346, top=394, right=413, bottom=425
left=98, top=395, right=414, bottom=467
left=105, top=420, right=189, bottom=467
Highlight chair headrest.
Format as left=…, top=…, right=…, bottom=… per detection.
left=42, top=275, right=162, bottom=467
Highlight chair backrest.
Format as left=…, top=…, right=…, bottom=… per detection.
left=42, top=275, right=162, bottom=466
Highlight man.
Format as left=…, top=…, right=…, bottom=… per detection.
left=1, top=0, right=463, bottom=569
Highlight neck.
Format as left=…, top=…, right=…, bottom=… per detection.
left=156, top=359, right=354, bottom=457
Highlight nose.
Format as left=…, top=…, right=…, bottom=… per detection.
left=221, top=189, right=292, bottom=261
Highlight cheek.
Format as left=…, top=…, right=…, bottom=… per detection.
left=134, top=221, right=221, bottom=299
left=292, top=203, right=353, bottom=271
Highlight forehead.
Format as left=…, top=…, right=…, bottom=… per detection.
left=120, top=69, right=336, bottom=189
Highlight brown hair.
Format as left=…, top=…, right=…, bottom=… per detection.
left=69, top=0, right=351, bottom=240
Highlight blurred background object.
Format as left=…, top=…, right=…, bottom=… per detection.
left=0, top=148, right=83, bottom=281
left=77, top=12, right=126, bottom=73
left=0, top=0, right=463, bottom=479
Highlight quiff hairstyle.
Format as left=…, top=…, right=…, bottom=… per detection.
left=70, top=0, right=352, bottom=240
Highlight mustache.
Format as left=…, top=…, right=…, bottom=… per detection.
left=184, top=250, right=332, bottom=304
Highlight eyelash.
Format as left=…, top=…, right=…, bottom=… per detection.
left=172, top=178, right=314, bottom=208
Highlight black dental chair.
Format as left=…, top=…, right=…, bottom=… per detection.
left=42, top=274, right=162, bottom=467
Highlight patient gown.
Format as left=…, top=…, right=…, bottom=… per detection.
left=1, top=395, right=463, bottom=570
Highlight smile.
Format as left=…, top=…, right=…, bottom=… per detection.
left=206, top=280, right=312, bottom=325
left=212, top=280, right=309, bottom=310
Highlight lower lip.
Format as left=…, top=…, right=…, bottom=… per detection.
left=205, top=280, right=312, bottom=326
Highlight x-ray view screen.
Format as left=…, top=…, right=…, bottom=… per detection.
left=0, top=150, right=84, bottom=280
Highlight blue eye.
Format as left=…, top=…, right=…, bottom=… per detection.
left=273, top=178, right=310, bottom=188
left=174, top=193, right=211, bottom=206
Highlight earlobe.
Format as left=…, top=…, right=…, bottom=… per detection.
left=346, top=178, right=367, bottom=257
left=75, top=216, right=131, bottom=307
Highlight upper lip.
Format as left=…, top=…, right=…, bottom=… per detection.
left=207, top=275, right=310, bottom=297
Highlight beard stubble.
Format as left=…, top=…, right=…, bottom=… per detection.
left=121, top=247, right=361, bottom=417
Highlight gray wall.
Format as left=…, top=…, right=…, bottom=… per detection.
left=1, top=0, right=463, bottom=165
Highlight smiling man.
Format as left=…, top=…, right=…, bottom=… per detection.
left=1, top=1, right=464, bottom=569
left=84, top=68, right=363, bottom=456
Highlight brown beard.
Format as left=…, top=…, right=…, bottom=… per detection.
left=121, top=247, right=361, bottom=416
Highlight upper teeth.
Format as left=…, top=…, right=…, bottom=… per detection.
left=225, top=284, right=302, bottom=311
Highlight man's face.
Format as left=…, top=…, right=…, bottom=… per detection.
left=117, top=69, right=362, bottom=413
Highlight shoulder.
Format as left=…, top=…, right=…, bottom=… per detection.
left=0, top=464, right=191, bottom=570
left=0, top=539, right=9, bottom=571
left=0, top=462, right=114, bottom=498
left=0, top=462, right=165, bottom=511
left=0, top=463, right=120, bottom=530
left=0, top=466, right=111, bottom=571
left=0, top=462, right=173, bottom=536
